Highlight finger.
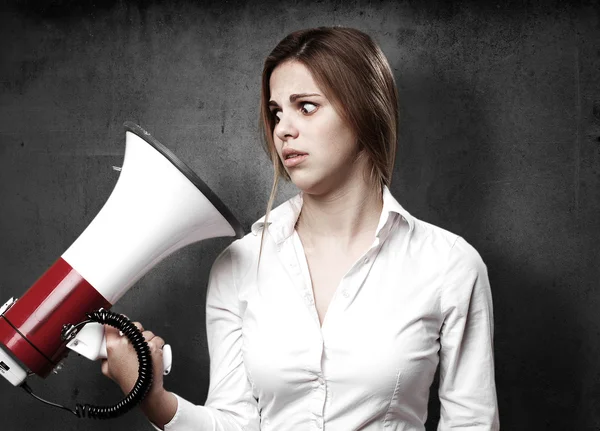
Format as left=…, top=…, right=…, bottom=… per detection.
left=142, top=330, right=155, bottom=342
left=149, top=336, right=166, bottom=351
left=132, top=321, right=144, bottom=332
left=104, top=324, right=121, bottom=343
left=101, top=359, right=109, bottom=377
left=104, top=324, right=120, bottom=337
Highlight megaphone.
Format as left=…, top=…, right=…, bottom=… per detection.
left=0, top=122, right=244, bottom=418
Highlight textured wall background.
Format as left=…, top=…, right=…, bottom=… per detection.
left=0, top=0, right=599, bottom=430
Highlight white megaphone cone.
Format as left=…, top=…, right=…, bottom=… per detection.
left=0, top=122, right=243, bottom=387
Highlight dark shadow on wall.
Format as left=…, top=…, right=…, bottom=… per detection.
left=487, top=258, right=585, bottom=430
left=391, top=43, right=585, bottom=431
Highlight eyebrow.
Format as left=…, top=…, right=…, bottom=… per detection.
left=268, top=93, right=322, bottom=108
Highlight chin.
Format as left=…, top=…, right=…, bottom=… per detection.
left=289, top=172, right=341, bottom=197
left=289, top=174, right=323, bottom=195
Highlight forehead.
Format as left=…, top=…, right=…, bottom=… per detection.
left=269, top=61, right=322, bottom=100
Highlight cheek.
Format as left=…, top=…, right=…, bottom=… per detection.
left=325, top=121, right=357, bottom=159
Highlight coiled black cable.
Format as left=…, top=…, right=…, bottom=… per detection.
left=22, top=308, right=153, bottom=420
left=74, top=309, right=153, bottom=419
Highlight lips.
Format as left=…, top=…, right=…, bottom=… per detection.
left=282, top=148, right=308, bottom=168
left=282, top=148, right=307, bottom=159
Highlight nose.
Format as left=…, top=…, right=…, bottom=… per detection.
left=274, top=112, right=299, bottom=142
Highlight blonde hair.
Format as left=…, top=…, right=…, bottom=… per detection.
left=258, top=27, right=399, bottom=256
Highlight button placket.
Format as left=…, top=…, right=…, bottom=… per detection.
left=304, top=292, right=314, bottom=305
left=336, top=246, right=379, bottom=305
left=278, top=238, right=322, bottom=327
left=309, top=367, right=327, bottom=429
left=278, top=242, right=310, bottom=297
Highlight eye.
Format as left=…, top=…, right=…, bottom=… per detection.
left=300, top=102, right=318, bottom=115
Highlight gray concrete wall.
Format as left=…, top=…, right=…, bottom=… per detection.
left=0, top=0, right=598, bottom=429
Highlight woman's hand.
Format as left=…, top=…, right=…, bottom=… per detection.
left=101, top=321, right=166, bottom=399
left=101, top=321, right=178, bottom=428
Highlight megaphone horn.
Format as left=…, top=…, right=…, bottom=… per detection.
left=0, top=122, right=244, bottom=418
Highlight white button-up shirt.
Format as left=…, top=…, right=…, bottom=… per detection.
left=156, top=187, right=499, bottom=430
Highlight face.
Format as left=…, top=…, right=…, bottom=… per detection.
left=268, top=61, right=363, bottom=196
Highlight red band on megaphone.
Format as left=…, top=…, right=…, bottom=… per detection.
left=0, top=258, right=111, bottom=376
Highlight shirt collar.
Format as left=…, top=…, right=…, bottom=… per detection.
left=251, top=186, right=414, bottom=244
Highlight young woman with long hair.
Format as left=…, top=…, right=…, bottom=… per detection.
left=103, top=27, right=499, bottom=430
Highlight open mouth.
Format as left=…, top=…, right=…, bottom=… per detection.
left=283, top=153, right=308, bottom=167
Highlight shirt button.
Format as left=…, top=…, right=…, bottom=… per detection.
left=318, top=377, right=325, bottom=385
left=317, top=420, right=323, bottom=429
left=342, top=290, right=350, bottom=298
left=363, top=257, right=369, bottom=264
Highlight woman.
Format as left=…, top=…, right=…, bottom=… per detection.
left=103, top=27, right=499, bottom=430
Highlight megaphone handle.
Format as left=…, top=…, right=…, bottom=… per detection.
left=67, top=322, right=173, bottom=375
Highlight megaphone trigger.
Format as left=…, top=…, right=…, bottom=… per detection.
left=162, top=344, right=172, bottom=375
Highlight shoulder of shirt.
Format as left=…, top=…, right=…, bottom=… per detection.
left=249, top=193, right=302, bottom=239
left=208, top=193, right=301, bottom=283
left=213, top=195, right=298, bottom=259
left=407, top=214, right=485, bottom=272
left=209, top=234, right=260, bottom=279
left=209, top=207, right=279, bottom=281
left=404, top=218, right=488, bottom=311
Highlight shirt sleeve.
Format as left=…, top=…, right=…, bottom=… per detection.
left=437, top=237, right=500, bottom=430
left=152, top=245, right=260, bottom=431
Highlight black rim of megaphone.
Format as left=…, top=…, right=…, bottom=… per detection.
left=123, top=122, right=245, bottom=239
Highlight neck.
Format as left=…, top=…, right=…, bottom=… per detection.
left=296, top=179, right=384, bottom=241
